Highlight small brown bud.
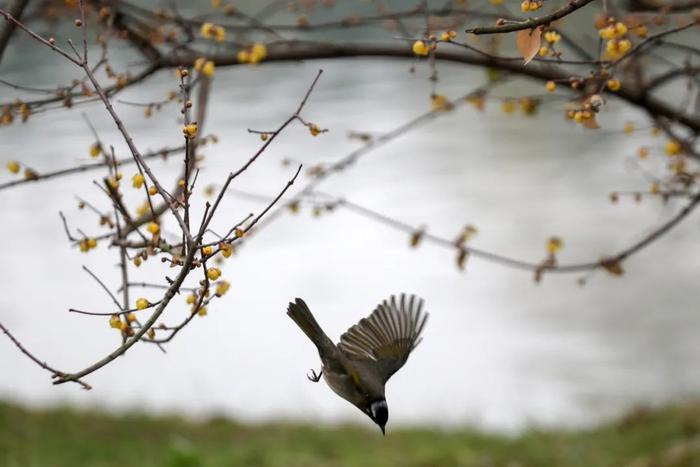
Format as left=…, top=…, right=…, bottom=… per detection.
left=74, top=19, right=83, bottom=27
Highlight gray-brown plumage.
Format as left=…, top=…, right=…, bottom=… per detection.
left=286, top=294, right=428, bottom=434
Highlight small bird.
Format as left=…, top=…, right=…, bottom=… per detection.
left=286, top=293, right=428, bottom=434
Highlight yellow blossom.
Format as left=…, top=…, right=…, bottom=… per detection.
left=148, top=186, right=158, bottom=196
left=665, top=140, right=682, bottom=156
left=126, top=312, right=136, bottom=323
left=501, top=100, right=516, bottom=114
left=89, top=142, right=102, bottom=158
left=606, top=38, right=632, bottom=59
left=216, top=280, right=230, bottom=296
left=136, top=200, right=149, bottom=217
left=183, top=122, right=198, bottom=139
left=546, top=236, right=564, bottom=254
left=412, top=40, right=429, bottom=56
left=606, top=78, right=621, bottom=91
left=200, top=22, right=215, bottom=39
left=202, top=61, right=215, bottom=77
left=207, top=268, right=222, bottom=281
left=109, top=314, right=121, bottom=329
left=431, top=94, right=453, bottom=111
left=544, top=31, right=561, bottom=43
left=248, top=43, right=267, bottom=64
left=146, top=222, right=160, bottom=235
left=545, top=81, right=556, bottom=92
left=6, top=160, right=20, bottom=174
left=237, top=49, right=250, bottom=63
left=186, top=293, right=197, bottom=305
left=194, top=57, right=206, bottom=71
left=202, top=245, right=213, bottom=256
left=198, top=306, right=208, bottom=317
left=220, top=242, right=233, bottom=258
left=615, top=22, right=628, bottom=36
left=213, top=25, right=225, bottom=42
left=135, top=298, right=150, bottom=310
left=440, top=30, right=457, bottom=41
left=309, top=124, right=322, bottom=136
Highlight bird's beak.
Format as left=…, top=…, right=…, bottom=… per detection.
left=380, top=425, right=385, bottom=436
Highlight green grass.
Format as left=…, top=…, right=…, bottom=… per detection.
left=1, top=400, right=699, bottom=467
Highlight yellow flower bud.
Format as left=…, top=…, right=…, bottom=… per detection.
left=146, top=222, right=160, bottom=235
left=132, top=173, right=145, bottom=189
left=6, top=160, right=20, bottom=174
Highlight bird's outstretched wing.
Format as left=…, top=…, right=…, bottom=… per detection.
left=337, top=294, right=428, bottom=384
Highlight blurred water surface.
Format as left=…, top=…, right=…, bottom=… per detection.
left=0, top=8, right=699, bottom=432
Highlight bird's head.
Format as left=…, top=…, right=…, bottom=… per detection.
left=367, top=399, right=388, bottom=435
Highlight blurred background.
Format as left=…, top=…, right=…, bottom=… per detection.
left=1, top=0, right=699, bottom=466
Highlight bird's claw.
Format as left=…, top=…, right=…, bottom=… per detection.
left=307, top=368, right=322, bottom=382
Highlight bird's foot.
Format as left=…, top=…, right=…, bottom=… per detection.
left=307, top=368, right=323, bottom=382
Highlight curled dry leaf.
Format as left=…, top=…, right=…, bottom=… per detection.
left=456, top=247, right=468, bottom=270
left=582, top=115, right=600, bottom=130
left=600, top=257, right=624, bottom=276
left=516, top=27, right=542, bottom=65
left=410, top=228, right=425, bottom=248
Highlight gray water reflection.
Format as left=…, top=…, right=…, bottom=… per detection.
left=0, top=41, right=698, bottom=432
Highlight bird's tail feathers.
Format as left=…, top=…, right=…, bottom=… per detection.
left=287, top=298, right=335, bottom=353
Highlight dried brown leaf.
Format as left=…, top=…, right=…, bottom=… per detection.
left=516, top=27, right=542, bottom=65
left=600, top=257, right=624, bottom=276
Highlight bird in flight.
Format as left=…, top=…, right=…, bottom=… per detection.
left=287, top=293, right=428, bottom=434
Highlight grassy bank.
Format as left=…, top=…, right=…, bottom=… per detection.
left=1, top=400, right=699, bottom=466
